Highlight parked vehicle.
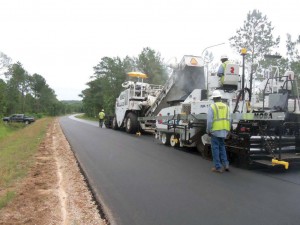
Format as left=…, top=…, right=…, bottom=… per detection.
left=2, top=114, right=35, bottom=124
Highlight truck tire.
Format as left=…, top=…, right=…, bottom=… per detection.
left=125, top=113, right=139, bottom=134
left=112, top=116, right=119, bottom=130
left=161, top=133, right=170, bottom=145
left=196, top=139, right=211, bottom=159
left=196, top=140, right=205, bottom=156
left=170, top=134, right=179, bottom=147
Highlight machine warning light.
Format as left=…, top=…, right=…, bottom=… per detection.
left=190, top=58, right=198, bottom=65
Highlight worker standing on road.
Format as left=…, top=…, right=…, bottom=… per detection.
left=206, top=90, right=230, bottom=173
left=217, top=55, right=230, bottom=86
left=98, top=109, right=105, bottom=128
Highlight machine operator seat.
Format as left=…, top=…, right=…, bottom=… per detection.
left=221, top=63, right=240, bottom=91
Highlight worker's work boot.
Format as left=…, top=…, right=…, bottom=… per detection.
left=211, top=167, right=223, bottom=173
left=224, top=165, right=230, bottom=172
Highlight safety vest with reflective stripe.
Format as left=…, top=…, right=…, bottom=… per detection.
left=211, top=102, right=230, bottom=131
left=220, top=61, right=230, bottom=84
left=99, top=112, right=105, bottom=119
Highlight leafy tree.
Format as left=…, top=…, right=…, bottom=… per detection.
left=284, top=34, right=300, bottom=93
left=0, top=50, right=79, bottom=116
left=61, top=100, right=83, bottom=114
left=82, top=48, right=168, bottom=117
left=286, top=34, right=300, bottom=60
left=229, top=9, right=280, bottom=65
left=5, top=62, right=31, bottom=113
left=286, top=34, right=300, bottom=74
left=134, top=47, right=168, bottom=85
left=203, top=51, right=219, bottom=76
left=39, top=85, right=57, bottom=113
left=229, top=9, right=281, bottom=96
left=91, top=56, right=129, bottom=115
left=0, top=51, right=11, bottom=76
left=29, top=73, right=48, bottom=112
left=80, top=79, right=104, bottom=117
left=0, top=79, right=7, bottom=115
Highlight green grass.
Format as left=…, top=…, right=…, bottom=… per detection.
left=0, top=122, right=24, bottom=140
left=0, top=118, right=53, bottom=209
left=0, top=191, right=16, bottom=209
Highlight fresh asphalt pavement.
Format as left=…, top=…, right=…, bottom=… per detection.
left=59, top=115, right=300, bottom=225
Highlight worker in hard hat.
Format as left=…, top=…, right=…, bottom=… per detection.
left=207, top=90, right=230, bottom=173
left=217, top=55, right=230, bottom=86
left=98, top=109, right=105, bottom=128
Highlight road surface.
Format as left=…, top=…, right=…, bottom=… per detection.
left=59, top=115, right=300, bottom=225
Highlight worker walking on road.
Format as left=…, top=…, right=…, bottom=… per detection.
left=207, top=90, right=230, bottom=173
left=98, top=109, right=105, bottom=128
left=217, top=55, right=230, bottom=86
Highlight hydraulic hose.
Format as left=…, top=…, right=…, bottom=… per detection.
left=233, top=88, right=251, bottom=113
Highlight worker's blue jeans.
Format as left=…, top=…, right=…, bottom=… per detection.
left=211, top=135, right=229, bottom=170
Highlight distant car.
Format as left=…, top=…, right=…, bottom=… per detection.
left=2, top=114, right=35, bottom=124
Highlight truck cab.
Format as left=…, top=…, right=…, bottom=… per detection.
left=112, top=72, right=163, bottom=133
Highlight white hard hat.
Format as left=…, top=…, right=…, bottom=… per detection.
left=101, top=109, right=104, bottom=112
left=211, top=90, right=222, bottom=98
left=220, top=54, right=228, bottom=60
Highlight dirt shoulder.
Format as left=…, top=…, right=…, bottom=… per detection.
left=0, top=118, right=107, bottom=225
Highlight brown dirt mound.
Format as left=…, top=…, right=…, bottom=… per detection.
left=0, top=118, right=107, bottom=225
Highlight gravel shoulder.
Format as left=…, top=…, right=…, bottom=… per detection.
left=0, top=118, right=107, bottom=225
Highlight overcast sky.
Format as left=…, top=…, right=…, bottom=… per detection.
left=0, top=0, right=298, bottom=100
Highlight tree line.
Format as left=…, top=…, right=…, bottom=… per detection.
left=81, top=9, right=300, bottom=118
left=80, top=47, right=169, bottom=117
left=0, top=56, right=82, bottom=117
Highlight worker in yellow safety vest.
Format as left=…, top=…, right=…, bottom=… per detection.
left=98, top=109, right=105, bottom=128
left=206, top=90, right=231, bottom=173
left=217, top=54, right=230, bottom=85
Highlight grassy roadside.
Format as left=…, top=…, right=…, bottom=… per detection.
left=0, top=123, right=20, bottom=139
left=0, top=118, right=54, bottom=209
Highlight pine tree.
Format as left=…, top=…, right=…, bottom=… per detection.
left=229, top=9, right=280, bottom=65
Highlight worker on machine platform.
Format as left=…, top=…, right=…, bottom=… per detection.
left=217, top=54, right=230, bottom=86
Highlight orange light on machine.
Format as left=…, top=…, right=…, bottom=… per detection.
left=240, top=48, right=247, bottom=55
left=190, top=58, right=198, bottom=65
left=127, top=72, right=148, bottom=79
